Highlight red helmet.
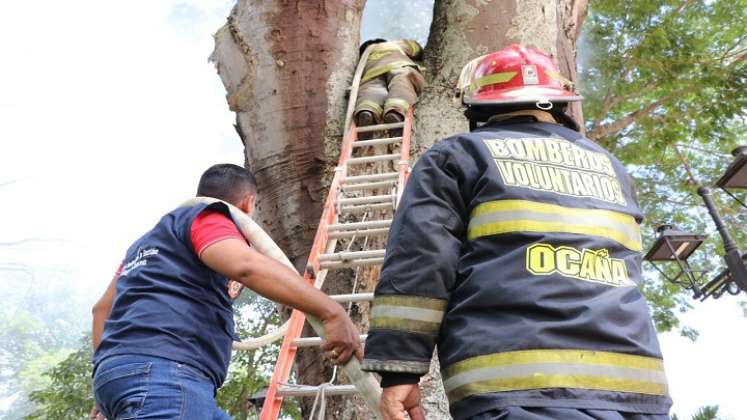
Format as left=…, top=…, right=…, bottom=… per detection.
left=458, top=44, right=581, bottom=107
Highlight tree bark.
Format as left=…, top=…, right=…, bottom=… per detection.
left=413, top=1, right=587, bottom=417
left=416, top=0, right=586, bottom=158
left=212, top=0, right=586, bottom=418
left=211, top=1, right=369, bottom=418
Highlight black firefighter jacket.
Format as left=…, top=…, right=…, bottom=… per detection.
left=361, top=118, right=672, bottom=419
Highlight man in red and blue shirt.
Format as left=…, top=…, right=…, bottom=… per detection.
left=91, top=164, right=361, bottom=419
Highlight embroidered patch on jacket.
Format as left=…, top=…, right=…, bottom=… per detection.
left=227, top=280, right=243, bottom=299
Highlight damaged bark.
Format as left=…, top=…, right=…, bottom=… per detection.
left=212, top=0, right=586, bottom=418
left=211, top=1, right=369, bottom=418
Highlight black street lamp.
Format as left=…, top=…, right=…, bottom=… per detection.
left=644, top=145, right=747, bottom=301
left=644, top=224, right=707, bottom=298
left=695, top=186, right=747, bottom=297
left=715, top=146, right=747, bottom=209
left=715, top=146, right=747, bottom=189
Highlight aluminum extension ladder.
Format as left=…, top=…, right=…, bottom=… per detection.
left=258, top=110, right=414, bottom=419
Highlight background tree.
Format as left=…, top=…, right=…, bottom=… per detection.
left=0, top=267, right=87, bottom=418
left=581, top=0, right=747, bottom=334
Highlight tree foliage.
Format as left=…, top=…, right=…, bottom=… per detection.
left=215, top=293, right=300, bottom=420
left=581, top=0, right=747, bottom=335
left=25, top=338, right=93, bottom=420
left=672, top=404, right=722, bottom=420
left=22, top=294, right=297, bottom=420
left=0, top=270, right=88, bottom=418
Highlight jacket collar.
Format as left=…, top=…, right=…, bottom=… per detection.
left=486, top=110, right=557, bottom=125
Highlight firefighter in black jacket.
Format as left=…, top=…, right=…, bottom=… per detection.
left=362, top=44, right=672, bottom=420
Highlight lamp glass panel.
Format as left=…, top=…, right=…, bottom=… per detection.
left=718, top=155, right=747, bottom=189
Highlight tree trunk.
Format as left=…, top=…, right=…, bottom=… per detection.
left=211, top=1, right=369, bottom=418
left=212, top=0, right=586, bottom=418
left=413, top=0, right=588, bottom=417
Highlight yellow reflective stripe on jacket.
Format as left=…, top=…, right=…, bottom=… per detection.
left=371, top=295, right=447, bottom=335
left=469, top=71, right=517, bottom=92
left=362, top=60, right=419, bottom=83
left=442, top=349, right=668, bottom=403
left=368, top=46, right=402, bottom=61
left=468, top=200, right=642, bottom=252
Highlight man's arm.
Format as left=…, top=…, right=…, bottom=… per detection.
left=92, top=269, right=119, bottom=351
left=199, top=239, right=363, bottom=364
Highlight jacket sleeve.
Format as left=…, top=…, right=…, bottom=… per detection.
left=362, top=143, right=467, bottom=375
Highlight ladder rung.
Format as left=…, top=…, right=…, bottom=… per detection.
left=277, top=384, right=359, bottom=398
left=353, top=136, right=402, bottom=148
left=347, top=154, right=400, bottom=165
left=342, top=180, right=395, bottom=192
left=328, top=228, right=390, bottom=239
left=320, top=258, right=385, bottom=269
left=329, top=292, right=374, bottom=302
left=328, top=219, right=392, bottom=232
left=343, top=172, right=399, bottom=184
left=338, top=194, right=395, bottom=206
left=340, top=203, right=393, bottom=215
left=319, top=249, right=386, bottom=262
left=292, top=335, right=367, bottom=348
left=356, top=121, right=404, bottom=133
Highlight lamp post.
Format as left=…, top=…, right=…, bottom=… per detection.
left=696, top=186, right=747, bottom=291
left=644, top=145, right=747, bottom=301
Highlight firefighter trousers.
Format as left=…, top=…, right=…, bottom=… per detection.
left=469, top=407, right=669, bottom=420
left=355, top=66, right=425, bottom=122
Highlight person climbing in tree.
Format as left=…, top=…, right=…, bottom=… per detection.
left=90, top=164, right=362, bottom=419
left=354, top=38, right=426, bottom=126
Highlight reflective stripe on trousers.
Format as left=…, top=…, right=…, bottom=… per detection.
left=468, top=199, right=642, bottom=252
left=442, top=349, right=669, bottom=404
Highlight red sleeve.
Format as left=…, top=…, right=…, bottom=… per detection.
left=190, top=210, right=244, bottom=257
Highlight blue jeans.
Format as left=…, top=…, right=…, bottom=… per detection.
left=93, top=355, right=231, bottom=420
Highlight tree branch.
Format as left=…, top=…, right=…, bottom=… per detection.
left=592, top=81, right=660, bottom=130
left=588, top=98, right=666, bottom=140
left=569, top=0, right=589, bottom=41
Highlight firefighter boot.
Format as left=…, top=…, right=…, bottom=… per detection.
left=356, top=110, right=376, bottom=127
left=383, top=110, right=404, bottom=124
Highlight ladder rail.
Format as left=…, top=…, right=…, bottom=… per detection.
left=261, top=38, right=415, bottom=418
left=260, top=118, right=385, bottom=419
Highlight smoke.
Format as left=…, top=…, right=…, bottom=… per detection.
left=360, top=0, right=434, bottom=47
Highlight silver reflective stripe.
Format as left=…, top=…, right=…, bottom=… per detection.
left=442, top=363, right=668, bottom=393
left=469, top=210, right=639, bottom=243
left=371, top=305, right=445, bottom=323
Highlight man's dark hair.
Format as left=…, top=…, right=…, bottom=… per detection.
left=359, top=38, right=387, bottom=57
left=196, top=164, right=257, bottom=204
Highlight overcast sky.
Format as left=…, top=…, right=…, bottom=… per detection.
left=1, top=1, right=746, bottom=419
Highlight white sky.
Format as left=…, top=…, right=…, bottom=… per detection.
left=1, top=1, right=746, bottom=419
